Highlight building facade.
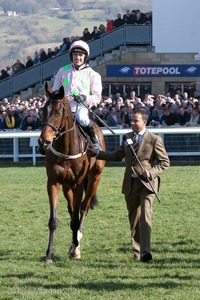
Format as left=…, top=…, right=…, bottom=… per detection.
left=94, top=48, right=200, bottom=98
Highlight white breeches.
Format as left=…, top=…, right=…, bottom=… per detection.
left=70, top=101, right=90, bottom=127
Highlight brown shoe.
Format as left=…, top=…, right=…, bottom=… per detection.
left=140, top=251, right=152, bottom=262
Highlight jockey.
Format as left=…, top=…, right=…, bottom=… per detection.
left=52, top=40, right=102, bottom=150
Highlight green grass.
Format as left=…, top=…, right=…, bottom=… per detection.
left=0, top=164, right=200, bottom=300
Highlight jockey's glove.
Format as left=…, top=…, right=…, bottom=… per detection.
left=74, top=95, right=86, bottom=103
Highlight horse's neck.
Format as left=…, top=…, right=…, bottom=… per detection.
left=62, top=118, right=82, bottom=154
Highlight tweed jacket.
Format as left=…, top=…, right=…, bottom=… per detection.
left=97, top=129, right=170, bottom=196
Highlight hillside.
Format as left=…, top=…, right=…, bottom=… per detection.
left=0, top=0, right=152, bottom=70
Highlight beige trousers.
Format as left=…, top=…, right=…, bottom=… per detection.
left=125, top=178, right=156, bottom=256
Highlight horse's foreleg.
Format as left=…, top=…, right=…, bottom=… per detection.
left=45, top=182, right=60, bottom=264
left=68, top=209, right=82, bottom=259
left=68, top=188, right=83, bottom=260
left=79, top=168, right=103, bottom=238
left=62, top=186, right=81, bottom=259
left=77, top=209, right=87, bottom=241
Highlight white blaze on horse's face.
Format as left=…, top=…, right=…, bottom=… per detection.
left=72, top=52, right=85, bottom=66
left=47, top=104, right=52, bottom=117
left=46, top=101, right=63, bottom=123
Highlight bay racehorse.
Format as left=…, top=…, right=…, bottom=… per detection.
left=38, top=82, right=106, bottom=263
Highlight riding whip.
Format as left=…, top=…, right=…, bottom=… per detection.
left=72, top=95, right=116, bottom=135
left=123, top=134, right=161, bottom=203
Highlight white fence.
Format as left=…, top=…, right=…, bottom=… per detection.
left=0, top=126, right=200, bottom=166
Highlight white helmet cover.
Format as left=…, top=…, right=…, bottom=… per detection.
left=69, top=40, right=90, bottom=56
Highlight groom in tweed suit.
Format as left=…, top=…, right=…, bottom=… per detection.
left=89, top=109, right=170, bottom=262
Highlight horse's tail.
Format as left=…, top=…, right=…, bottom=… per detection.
left=84, top=178, right=99, bottom=209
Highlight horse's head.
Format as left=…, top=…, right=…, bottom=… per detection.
left=38, top=82, right=70, bottom=151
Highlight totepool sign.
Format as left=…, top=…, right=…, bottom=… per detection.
left=106, top=65, right=200, bottom=77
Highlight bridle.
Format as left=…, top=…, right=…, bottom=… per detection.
left=42, top=98, right=75, bottom=140
left=41, top=98, right=87, bottom=159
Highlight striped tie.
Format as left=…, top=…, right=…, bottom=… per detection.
left=133, top=134, right=139, bottom=152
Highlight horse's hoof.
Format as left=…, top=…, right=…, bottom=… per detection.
left=69, top=243, right=81, bottom=260
left=45, top=258, right=53, bottom=264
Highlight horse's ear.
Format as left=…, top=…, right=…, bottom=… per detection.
left=59, top=85, right=65, bottom=98
left=45, top=82, right=52, bottom=95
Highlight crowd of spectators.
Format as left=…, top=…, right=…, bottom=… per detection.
left=90, top=90, right=200, bottom=129
left=1, top=89, right=200, bottom=133
left=3, top=9, right=198, bottom=134
left=0, top=6, right=199, bottom=134
left=0, top=94, right=45, bottom=131
left=0, top=9, right=152, bottom=81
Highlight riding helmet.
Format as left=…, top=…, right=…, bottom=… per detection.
left=69, top=40, right=90, bottom=63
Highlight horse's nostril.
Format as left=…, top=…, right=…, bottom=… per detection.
left=38, top=139, right=51, bottom=150
left=43, top=141, right=51, bottom=148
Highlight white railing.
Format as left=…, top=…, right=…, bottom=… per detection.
left=0, top=126, right=200, bottom=166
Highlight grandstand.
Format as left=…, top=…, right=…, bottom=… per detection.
left=0, top=24, right=152, bottom=100
left=1, top=0, right=200, bottom=101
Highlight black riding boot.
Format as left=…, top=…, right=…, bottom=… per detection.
left=84, top=123, right=101, bottom=150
